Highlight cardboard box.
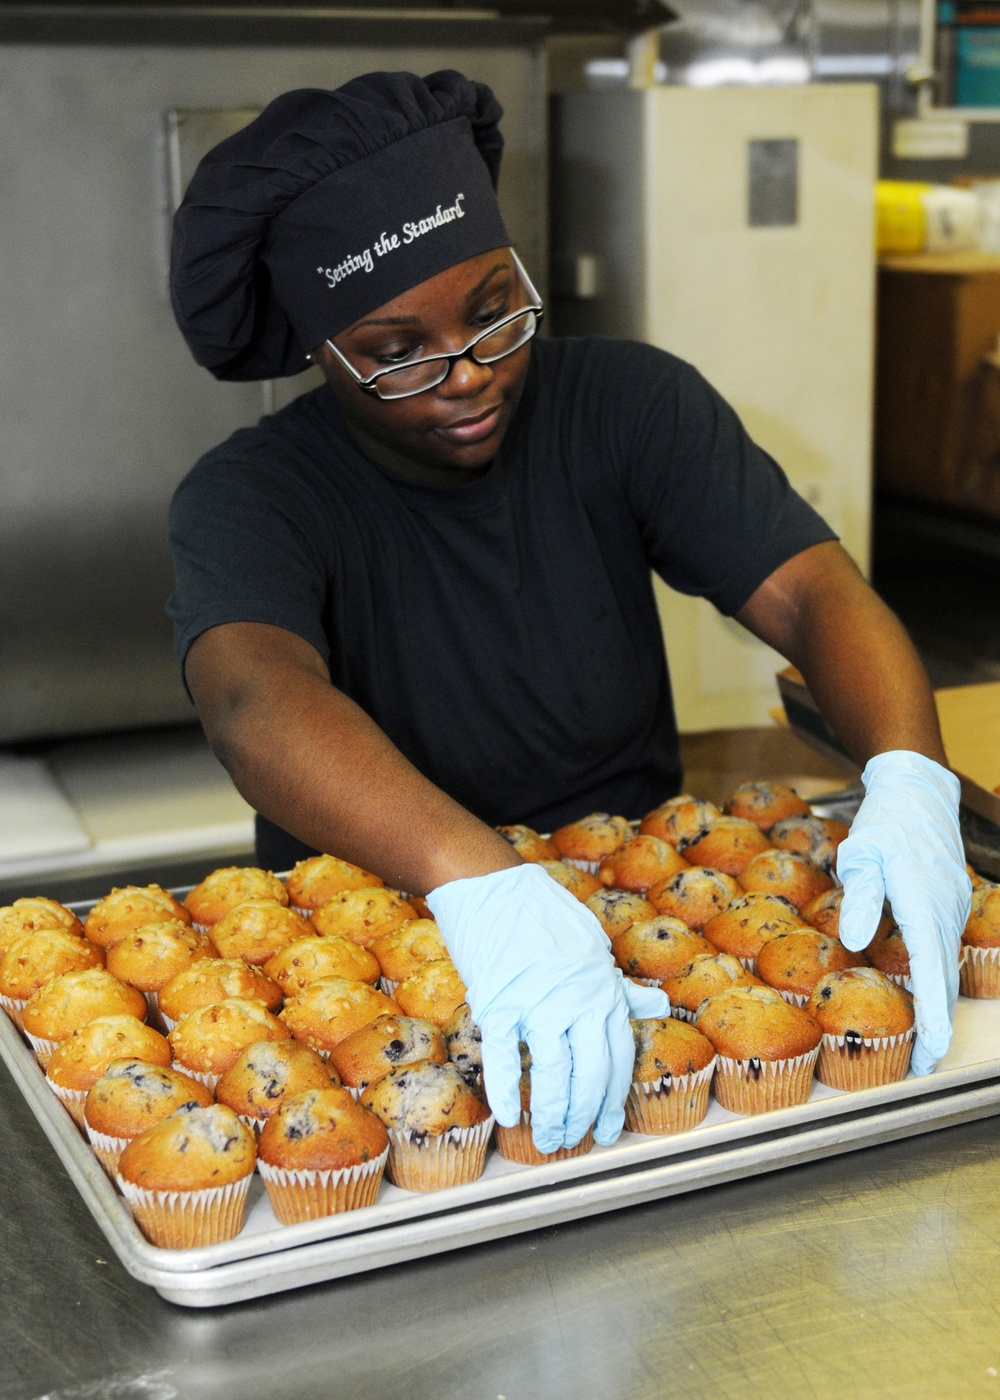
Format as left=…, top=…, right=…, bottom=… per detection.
left=776, top=666, right=1000, bottom=879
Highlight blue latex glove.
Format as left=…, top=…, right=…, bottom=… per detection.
left=837, top=750, right=972, bottom=1076
left=427, top=863, right=669, bottom=1152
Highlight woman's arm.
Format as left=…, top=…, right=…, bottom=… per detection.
left=734, top=540, right=946, bottom=766
left=185, top=620, right=521, bottom=895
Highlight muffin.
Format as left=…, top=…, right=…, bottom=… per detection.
left=967, top=864, right=986, bottom=890
left=184, top=867, right=288, bottom=928
left=767, top=814, right=849, bottom=874
left=584, top=889, right=658, bottom=940
left=117, top=1103, right=256, bottom=1248
left=0, top=897, right=83, bottom=949
left=46, top=1015, right=171, bottom=1125
left=597, top=835, right=689, bottom=894
left=284, top=855, right=383, bottom=912
left=167, top=998, right=291, bottom=1089
left=84, top=885, right=191, bottom=949
left=309, top=888, right=418, bottom=949
left=626, top=1017, right=717, bottom=1135
left=960, top=886, right=1000, bottom=998
left=158, top=958, right=283, bottom=1031
left=443, top=1002, right=483, bottom=1081
left=694, top=985, right=821, bottom=1114
left=648, top=866, right=739, bottom=931
left=370, top=919, right=448, bottom=994
left=807, top=967, right=915, bottom=1089
left=755, top=929, right=869, bottom=1005
left=611, top=918, right=716, bottom=985
left=640, top=797, right=720, bottom=851
left=737, top=850, right=834, bottom=911
left=549, top=813, right=633, bottom=872
left=0, top=930, right=105, bottom=1027
left=660, top=953, right=765, bottom=1022
left=84, top=1059, right=215, bottom=1174
left=329, top=1014, right=447, bottom=1095
left=215, top=1039, right=341, bottom=1133
left=257, top=1087, right=389, bottom=1222
left=207, top=899, right=311, bottom=965
left=264, top=934, right=380, bottom=997
left=537, top=860, right=604, bottom=902
left=279, top=977, right=402, bottom=1058
left=394, top=960, right=468, bottom=1028
left=493, top=1041, right=594, bottom=1165
left=800, top=887, right=844, bottom=940
left=864, top=920, right=911, bottom=988
left=723, top=781, right=811, bottom=830
left=496, top=824, right=558, bottom=863
left=702, top=893, right=802, bottom=968
left=105, top=920, right=217, bottom=1026
left=683, top=818, right=773, bottom=876
left=361, top=1059, right=493, bottom=1191
left=21, top=966, right=147, bottom=1069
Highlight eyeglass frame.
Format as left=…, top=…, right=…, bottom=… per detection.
left=320, top=248, right=544, bottom=400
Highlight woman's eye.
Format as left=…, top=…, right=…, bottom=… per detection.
left=373, top=345, right=422, bottom=366
left=473, top=302, right=509, bottom=329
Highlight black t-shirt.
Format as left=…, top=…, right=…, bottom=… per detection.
left=167, top=336, right=835, bottom=858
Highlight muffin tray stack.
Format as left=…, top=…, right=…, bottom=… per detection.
left=3, top=896, right=1000, bottom=1306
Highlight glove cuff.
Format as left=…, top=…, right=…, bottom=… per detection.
left=861, top=749, right=961, bottom=807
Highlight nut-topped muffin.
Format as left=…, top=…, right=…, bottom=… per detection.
left=184, top=867, right=288, bottom=928
left=117, top=1103, right=256, bottom=1248
left=84, top=885, right=190, bottom=949
left=492, top=1041, right=594, bottom=1165
left=279, top=977, right=402, bottom=1058
left=370, top=919, right=448, bottom=993
left=84, top=1059, right=215, bottom=1174
left=549, top=813, right=633, bottom=871
left=21, top=966, right=147, bottom=1068
left=496, top=824, right=558, bottom=863
left=105, top=920, right=217, bottom=1024
left=0, top=930, right=105, bottom=1027
left=167, top=998, right=291, bottom=1089
left=264, top=934, right=380, bottom=997
left=361, top=1059, right=493, bottom=1191
left=158, top=958, right=283, bottom=1030
left=808, top=966, right=915, bottom=1088
left=584, top=889, right=658, bottom=940
left=597, top=835, right=689, bottom=894
left=284, top=855, right=383, bottom=912
left=702, top=892, right=802, bottom=968
left=257, top=1087, right=389, bottom=1222
left=660, top=953, right=764, bottom=1022
left=626, top=1017, right=716, bottom=1135
left=329, top=1013, right=447, bottom=1095
left=215, top=1038, right=340, bottom=1132
left=683, top=818, right=773, bottom=876
left=737, top=850, right=834, bottom=911
left=394, top=960, right=468, bottom=1028
left=694, top=985, right=821, bottom=1115
left=647, top=865, right=739, bottom=931
left=723, top=781, right=811, bottom=830
left=309, top=888, right=418, bottom=949
left=207, top=899, right=311, bottom=965
left=611, top=918, right=716, bottom=985
left=0, top=897, right=84, bottom=949
left=46, top=1015, right=172, bottom=1125
left=755, top=928, right=869, bottom=1005
left=537, top=860, right=604, bottom=902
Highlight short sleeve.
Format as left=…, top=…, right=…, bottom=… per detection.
left=166, top=430, right=332, bottom=689
left=596, top=343, right=838, bottom=616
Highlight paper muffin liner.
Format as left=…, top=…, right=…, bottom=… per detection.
left=172, top=1065, right=221, bottom=1092
left=84, top=1124, right=131, bottom=1176
left=190, top=922, right=211, bottom=934
left=627, top=975, right=663, bottom=988
left=257, top=1146, right=388, bottom=1224
left=289, top=904, right=314, bottom=916
left=624, top=1057, right=716, bottom=1135
left=238, top=1113, right=264, bottom=1137
left=816, top=1028, right=914, bottom=1090
left=775, top=989, right=810, bottom=1008
left=959, top=945, right=1000, bottom=999
left=45, top=1075, right=88, bottom=1128
left=734, top=955, right=756, bottom=973
left=669, top=1005, right=696, bottom=1023
left=713, top=1046, right=819, bottom=1116
left=494, top=1111, right=595, bottom=1165
left=881, top=970, right=913, bottom=991
left=0, top=993, right=28, bottom=1030
left=159, top=1012, right=179, bottom=1033
left=116, top=1172, right=252, bottom=1249
left=563, top=857, right=601, bottom=874
left=23, top=1031, right=61, bottom=1070
left=142, top=990, right=166, bottom=1032
left=380, top=977, right=400, bottom=996
left=385, top=1116, right=494, bottom=1192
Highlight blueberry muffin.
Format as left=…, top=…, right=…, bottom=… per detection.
left=214, top=1039, right=341, bottom=1132
left=626, top=1017, right=716, bottom=1134
left=611, top=918, right=716, bottom=985
left=360, top=1059, right=493, bottom=1191
left=443, top=1002, right=483, bottom=1081
left=329, top=1013, right=447, bottom=1095
left=755, top=928, right=869, bottom=1005
left=83, top=1058, right=214, bottom=1174
left=597, top=835, right=689, bottom=895
left=584, top=889, right=658, bottom=940
left=496, top=825, right=558, bottom=863
left=639, top=797, right=720, bottom=851
left=257, top=1087, right=389, bottom=1222
left=647, top=865, right=738, bottom=931
left=549, top=813, right=633, bottom=871
left=702, top=893, right=802, bottom=967
left=808, top=966, right=915, bottom=1088
left=737, top=850, right=834, bottom=911
left=767, top=814, right=848, bottom=874
left=723, top=781, right=811, bottom=830
left=694, top=985, right=821, bottom=1115
left=537, top=860, right=604, bottom=902
left=960, top=885, right=1000, bottom=998
left=660, top=953, right=764, bottom=1022
left=683, top=818, right=773, bottom=876
left=493, top=1041, right=595, bottom=1165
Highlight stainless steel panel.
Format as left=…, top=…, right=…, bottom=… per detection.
left=0, top=33, right=546, bottom=742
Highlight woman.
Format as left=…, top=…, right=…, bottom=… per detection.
left=168, top=71, right=969, bottom=1154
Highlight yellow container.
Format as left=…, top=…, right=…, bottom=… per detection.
left=876, top=180, right=931, bottom=255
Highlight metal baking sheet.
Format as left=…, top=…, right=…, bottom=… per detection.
left=4, top=987, right=1000, bottom=1307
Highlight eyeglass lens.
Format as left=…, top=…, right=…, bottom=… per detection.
left=373, top=309, right=538, bottom=400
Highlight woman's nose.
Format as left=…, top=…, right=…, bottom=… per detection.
left=439, top=352, right=494, bottom=397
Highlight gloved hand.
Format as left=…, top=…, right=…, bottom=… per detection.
left=427, top=862, right=669, bottom=1152
left=837, top=750, right=971, bottom=1076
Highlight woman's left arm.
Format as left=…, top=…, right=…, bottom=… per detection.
left=736, top=540, right=972, bottom=1074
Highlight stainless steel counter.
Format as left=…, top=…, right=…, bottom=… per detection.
left=4, top=1053, right=1000, bottom=1400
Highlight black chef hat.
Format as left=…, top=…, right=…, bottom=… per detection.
left=170, top=70, right=511, bottom=381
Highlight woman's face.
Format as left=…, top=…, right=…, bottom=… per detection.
left=316, top=248, right=533, bottom=485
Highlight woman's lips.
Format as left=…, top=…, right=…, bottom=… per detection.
left=433, top=403, right=502, bottom=446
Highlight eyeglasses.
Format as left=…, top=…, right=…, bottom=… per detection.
left=324, top=248, right=544, bottom=401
